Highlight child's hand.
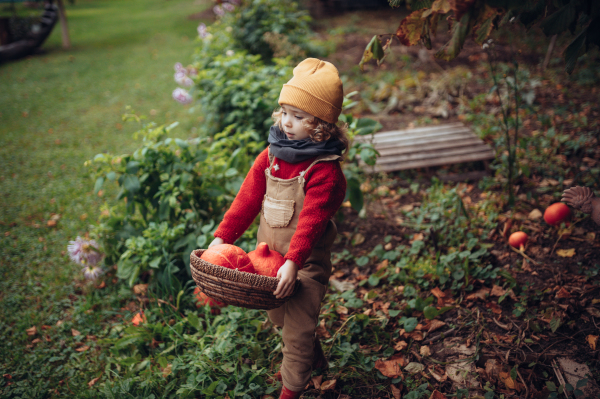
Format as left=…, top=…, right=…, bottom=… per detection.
left=208, top=237, right=224, bottom=248
left=273, top=260, right=298, bottom=299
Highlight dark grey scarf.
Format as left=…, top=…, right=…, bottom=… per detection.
left=267, top=126, right=344, bottom=164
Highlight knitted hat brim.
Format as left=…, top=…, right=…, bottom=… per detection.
left=279, top=84, right=341, bottom=124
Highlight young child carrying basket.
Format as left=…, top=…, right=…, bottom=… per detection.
left=208, top=58, right=349, bottom=399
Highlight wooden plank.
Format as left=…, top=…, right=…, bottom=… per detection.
left=367, top=150, right=495, bottom=172
left=354, top=122, right=495, bottom=173
left=376, top=137, right=485, bottom=157
left=354, top=122, right=466, bottom=142
left=377, top=145, right=494, bottom=165
left=354, top=126, right=472, bottom=145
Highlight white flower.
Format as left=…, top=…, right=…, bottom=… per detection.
left=174, top=71, right=194, bottom=87
left=174, top=62, right=185, bottom=73
left=172, top=88, right=193, bottom=104
left=226, top=50, right=235, bottom=57
left=197, top=23, right=208, bottom=39
left=223, top=3, right=235, bottom=12
left=82, top=265, right=104, bottom=280
left=67, top=236, right=102, bottom=266
left=510, top=17, right=515, bottom=23
left=213, top=5, right=224, bottom=16
left=482, top=43, right=489, bottom=50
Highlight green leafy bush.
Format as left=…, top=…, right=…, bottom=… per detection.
left=192, top=53, right=291, bottom=136
left=89, top=117, right=262, bottom=285
left=222, top=0, right=319, bottom=62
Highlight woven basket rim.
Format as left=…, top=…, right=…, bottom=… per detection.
left=190, top=248, right=288, bottom=290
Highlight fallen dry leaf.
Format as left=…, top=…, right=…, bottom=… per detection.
left=162, top=364, right=172, bottom=378
left=71, top=328, right=81, bottom=336
left=528, top=209, right=542, bottom=220
left=391, top=384, right=401, bottom=399
left=429, top=390, right=448, bottom=399
left=485, top=359, right=501, bottom=380
left=320, top=379, right=336, bottom=391
left=88, top=375, right=101, bottom=388
left=555, top=287, right=572, bottom=299
left=587, top=335, right=598, bottom=350
left=374, top=355, right=407, bottom=378
left=47, top=220, right=57, bottom=227
left=586, top=307, right=600, bottom=318
left=490, top=285, right=506, bottom=297
left=426, top=319, right=446, bottom=333
left=75, top=345, right=90, bottom=352
left=133, top=284, right=148, bottom=295
left=131, top=311, right=146, bottom=326
left=311, top=375, right=322, bottom=389
left=405, top=362, right=425, bottom=374
left=420, top=345, right=431, bottom=356
left=500, top=371, right=520, bottom=391
left=466, top=287, right=490, bottom=301
left=410, top=233, right=424, bottom=243
left=400, top=204, right=414, bottom=212
left=556, top=248, right=576, bottom=257
left=26, top=326, right=37, bottom=336
left=31, top=338, right=42, bottom=345
left=394, top=340, right=408, bottom=351
left=400, top=329, right=424, bottom=341
left=486, top=302, right=503, bottom=314
left=352, top=233, right=365, bottom=246
left=336, top=305, right=348, bottom=315
left=430, top=287, right=446, bottom=298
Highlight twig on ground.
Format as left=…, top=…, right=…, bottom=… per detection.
left=551, top=359, right=570, bottom=399
left=508, top=245, right=538, bottom=264
left=493, top=317, right=511, bottom=331
left=517, top=368, right=529, bottom=399
left=423, top=328, right=457, bottom=345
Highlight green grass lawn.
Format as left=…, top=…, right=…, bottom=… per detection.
left=0, top=0, right=210, bottom=395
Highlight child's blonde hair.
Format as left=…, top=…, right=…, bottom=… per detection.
left=272, top=107, right=349, bottom=159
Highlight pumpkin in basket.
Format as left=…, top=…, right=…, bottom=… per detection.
left=248, top=242, right=284, bottom=277
left=200, top=244, right=256, bottom=273
left=194, top=287, right=224, bottom=313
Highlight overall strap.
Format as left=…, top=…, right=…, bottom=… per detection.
left=267, top=146, right=277, bottom=171
left=299, top=154, right=342, bottom=189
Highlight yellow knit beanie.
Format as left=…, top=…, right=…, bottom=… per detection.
left=278, top=58, right=343, bottom=124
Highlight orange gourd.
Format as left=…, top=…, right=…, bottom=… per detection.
left=248, top=242, right=284, bottom=277
left=508, top=231, right=528, bottom=250
left=194, top=287, right=225, bottom=313
left=200, top=244, right=256, bottom=274
left=544, top=203, right=571, bottom=225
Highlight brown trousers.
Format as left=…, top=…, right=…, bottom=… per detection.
left=258, top=148, right=340, bottom=391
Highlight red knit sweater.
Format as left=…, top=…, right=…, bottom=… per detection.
left=214, top=147, right=346, bottom=268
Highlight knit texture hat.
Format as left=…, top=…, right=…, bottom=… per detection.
left=278, top=58, right=343, bottom=124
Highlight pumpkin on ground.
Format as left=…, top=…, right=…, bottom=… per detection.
left=200, top=244, right=256, bottom=273
left=194, top=287, right=225, bottom=312
left=508, top=231, right=528, bottom=250
left=248, top=242, right=284, bottom=277
left=544, top=203, right=571, bottom=226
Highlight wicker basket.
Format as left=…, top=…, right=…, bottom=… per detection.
left=190, top=249, right=300, bottom=310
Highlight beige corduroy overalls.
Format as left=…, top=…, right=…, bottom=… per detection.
left=258, top=147, right=340, bottom=391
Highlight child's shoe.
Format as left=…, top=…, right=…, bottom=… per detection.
left=279, top=385, right=301, bottom=399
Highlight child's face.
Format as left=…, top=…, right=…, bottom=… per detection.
left=280, top=104, right=313, bottom=141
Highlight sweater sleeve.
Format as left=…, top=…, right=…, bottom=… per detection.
left=213, top=148, right=269, bottom=244
left=284, top=161, right=347, bottom=267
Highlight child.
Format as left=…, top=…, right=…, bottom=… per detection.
left=208, top=58, right=348, bottom=399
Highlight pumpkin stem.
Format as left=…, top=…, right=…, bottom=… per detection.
left=256, top=242, right=270, bottom=257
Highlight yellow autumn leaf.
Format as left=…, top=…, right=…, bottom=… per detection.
left=587, top=335, right=598, bottom=350
left=556, top=248, right=575, bottom=257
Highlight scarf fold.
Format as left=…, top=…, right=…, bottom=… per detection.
left=267, top=126, right=344, bottom=164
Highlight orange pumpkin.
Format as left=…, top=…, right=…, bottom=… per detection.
left=200, top=244, right=256, bottom=273
left=248, top=242, right=284, bottom=277
left=508, top=231, right=528, bottom=249
left=544, top=202, right=571, bottom=226
left=194, top=287, right=225, bottom=312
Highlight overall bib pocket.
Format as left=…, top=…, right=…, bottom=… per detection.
left=262, top=194, right=295, bottom=228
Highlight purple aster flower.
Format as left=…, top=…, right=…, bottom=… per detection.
left=222, top=3, right=235, bottom=12
left=67, top=236, right=85, bottom=264
left=213, top=5, right=225, bottom=16
left=197, top=23, right=208, bottom=39
left=174, top=71, right=194, bottom=87
left=82, top=265, right=104, bottom=280
left=172, top=88, right=193, bottom=104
